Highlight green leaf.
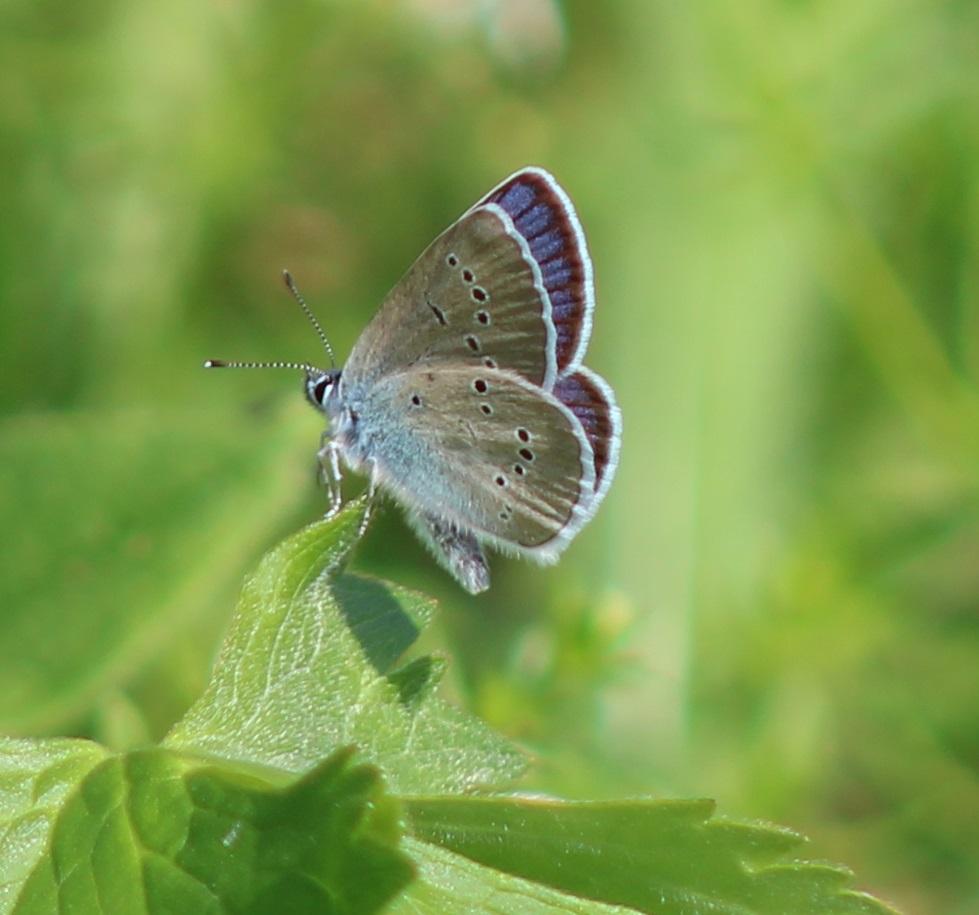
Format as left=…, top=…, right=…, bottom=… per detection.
left=165, top=500, right=526, bottom=794
left=391, top=838, right=639, bottom=915
left=403, top=797, right=901, bottom=915
left=0, top=738, right=108, bottom=912
left=1, top=741, right=412, bottom=915
left=0, top=503, right=901, bottom=915
left=0, top=404, right=317, bottom=734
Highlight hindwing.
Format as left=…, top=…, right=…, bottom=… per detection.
left=356, top=365, right=598, bottom=559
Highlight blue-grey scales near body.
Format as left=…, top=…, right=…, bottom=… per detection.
left=206, top=167, right=621, bottom=593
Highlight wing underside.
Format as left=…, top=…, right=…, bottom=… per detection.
left=359, top=365, right=597, bottom=558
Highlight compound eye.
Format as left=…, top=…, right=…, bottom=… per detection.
left=313, top=377, right=330, bottom=402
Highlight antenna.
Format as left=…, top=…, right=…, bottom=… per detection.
left=282, top=270, right=336, bottom=368
left=203, top=271, right=338, bottom=375
left=202, top=358, right=321, bottom=372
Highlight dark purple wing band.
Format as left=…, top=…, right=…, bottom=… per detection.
left=553, top=370, right=616, bottom=495
left=480, top=170, right=592, bottom=373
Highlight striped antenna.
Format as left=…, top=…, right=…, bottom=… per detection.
left=203, top=270, right=336, bottom=374
left=202, top=358, right=321, bottom=372
left=283, top=270, right=336, bottom=368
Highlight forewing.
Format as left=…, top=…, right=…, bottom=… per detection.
left=345, top=206, right=557, bottom=390
left=477, top=167, right=595, bottom=373
left=361, top=366, right=597, bottom=559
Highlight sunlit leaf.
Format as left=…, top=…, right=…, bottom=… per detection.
left=391, top=838, right=638, bottom=915
left=404, top=797, right=900, bottom=915
left=0, top=740, right=411, bottom=914
left=166, top=499, right=526, bottom=794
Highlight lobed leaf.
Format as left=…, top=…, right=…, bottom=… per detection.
left=0, top=500, right=903, bottom=915
left=165, top=499, right=526, bottom=795
left=404, top=796, right=901, bottom=915
left=1, top=741, right=411, bottom=915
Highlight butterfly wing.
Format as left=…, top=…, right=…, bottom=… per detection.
left=476, top=167, right=595, bottom=373
left=335, top=169, right=618, bottom=590
left=348, top=364, right=599, bottom=561
left=553, top=367, right=621, bottom=511
left=344, top=168, right=594, bottom=392
left=345, top=206, right=557, bottom=390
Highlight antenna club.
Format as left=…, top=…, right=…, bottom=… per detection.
left=203, top=359, right=226, bottom=368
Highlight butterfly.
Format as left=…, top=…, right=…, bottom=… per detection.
left=206, top=167, right=621, bottom=593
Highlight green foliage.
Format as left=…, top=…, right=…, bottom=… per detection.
left=166, top=500, right=525, bottom=795
left=0, top=506, right=898, bottom=914
left=405, top=798, right=890, bottom=915
left=1, top=740, right=410, bottom=914
left=0, top=405, right=315, bottom=735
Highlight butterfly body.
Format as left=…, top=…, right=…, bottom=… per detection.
left=224, top=167, right=621, bottom=594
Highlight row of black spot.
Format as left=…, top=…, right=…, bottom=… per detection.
left=446, top=251, right=491, bottom=305
left=492, top=424, right=536, bottom=509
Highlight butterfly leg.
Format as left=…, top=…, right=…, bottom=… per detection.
left=317, top=434, right=343, bottom=517
left=411, top=511, right=490, bottom=594
left=357, top=457, right=379, bottom=538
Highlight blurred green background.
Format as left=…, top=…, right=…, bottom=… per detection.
left=1, top=1, right=977, bottom=912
